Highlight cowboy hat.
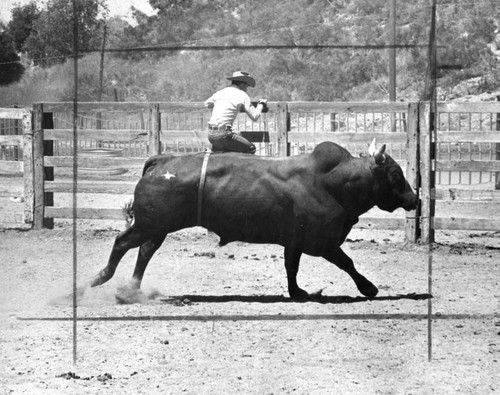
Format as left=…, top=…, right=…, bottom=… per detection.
left=226, top=71, right=256, bottom=87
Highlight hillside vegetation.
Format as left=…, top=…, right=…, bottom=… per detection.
left=1, top=0, right=500, bottom=107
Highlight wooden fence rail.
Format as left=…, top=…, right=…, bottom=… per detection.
left=419, top=101, right=500, bottom=241
left=1, top=101, right=500, bottom=244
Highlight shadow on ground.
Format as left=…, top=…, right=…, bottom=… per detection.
left=160, top=292, right=432, bottom=305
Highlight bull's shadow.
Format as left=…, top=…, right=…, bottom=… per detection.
left=160, top=293, right=432, bottom=305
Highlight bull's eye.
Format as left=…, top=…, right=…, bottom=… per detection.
left=390, top=171, right=400, bottom=184
left=390, top=171, right=404, bottom=191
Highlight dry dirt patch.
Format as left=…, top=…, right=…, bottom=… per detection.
left=1, top=225, right=499, bottom=394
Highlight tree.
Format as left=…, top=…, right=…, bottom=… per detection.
left=436, top=1, right=500, bottom=70
left=6, top=0, right=499, bottom=101
left=0, top=28, right=25, bottom=86
left=106, top=16, right=132, bottom=50
left=22, top=0, right=108, bottom=67
left=109, top=9, right=160, bottom=60
left=7, top=1, right=40, bottom=52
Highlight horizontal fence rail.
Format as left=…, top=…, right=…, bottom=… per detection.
left=28, top=102, right=420, bottom=240
left=1, top=101, right=499, bottom=243
left=419, top=101, right=500, bottom=242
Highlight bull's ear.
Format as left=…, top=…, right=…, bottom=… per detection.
left=374, top=144, right=387, bottom=165
left=368, top=138, right=386, bottom=164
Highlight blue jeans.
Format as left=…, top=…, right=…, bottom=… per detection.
left=208, top=131, right=256, bottom=154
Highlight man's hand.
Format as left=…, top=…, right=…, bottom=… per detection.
left=258, top=99, right=268, bottom=112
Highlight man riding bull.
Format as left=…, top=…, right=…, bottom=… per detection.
left=204, top=71, right=268, bottom=154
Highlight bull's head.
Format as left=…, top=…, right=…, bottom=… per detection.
left=369, top=139, right=419, bottom=212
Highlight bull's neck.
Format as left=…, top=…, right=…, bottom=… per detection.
left=329, top=158, right=376, bottom=216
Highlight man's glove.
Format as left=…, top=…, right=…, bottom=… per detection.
left=258, top=99, right=268, bottom=112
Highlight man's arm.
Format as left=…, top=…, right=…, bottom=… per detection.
left=204, top=95, right=215, bottom=108
left=243, top=96, right=264, bottom=122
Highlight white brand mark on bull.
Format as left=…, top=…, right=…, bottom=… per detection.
left=163, top=171, right=176, bottom=180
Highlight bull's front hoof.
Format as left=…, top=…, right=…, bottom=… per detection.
left=289, top=288, right=309, bottom=301
left=289, top=288, right=323, bottom=302
left=360, top=285, right=379, bottom=299
left=308, top=289, right=324, bottom=300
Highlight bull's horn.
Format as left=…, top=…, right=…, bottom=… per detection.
left=368, top=138, right=377, bottom=156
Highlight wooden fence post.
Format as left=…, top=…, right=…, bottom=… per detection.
left=42, top=111, right=54, bottom=229
left=419, top=101, right=435, bottom=244
left=32, top=104, right=55, bottom=229
left=96, top=111, right=103, bottom=148
left=405, top=102, right=420, bottom=243
left=33, top=104, right=44, bottom=229
left=331, top=113, right=338, bottom=131
left=276, top=102, right=289, bottom=157
left=0, top=118, right=4, bottom=160
left=13, top=118, right=20, bottom=160
left=149, top=104, right=161, bottom=156
left=22, top=109, right=34, bottom=226
left=495, top=96, right=500, bottom=190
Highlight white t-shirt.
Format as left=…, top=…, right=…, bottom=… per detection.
left=205, top=86, right=262, bottom=127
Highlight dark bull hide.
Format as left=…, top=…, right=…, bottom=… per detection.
left=87, top=139, right=418, bottom=300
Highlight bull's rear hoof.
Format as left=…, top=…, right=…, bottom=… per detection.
left=115, top=286, right=147, bottom=304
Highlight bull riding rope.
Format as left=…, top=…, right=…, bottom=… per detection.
left=197, top=150, right=212, bottom=226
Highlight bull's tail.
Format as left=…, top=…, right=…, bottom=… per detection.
left=122, top=155, right=163, bottom=228
left=122, top=199, right=135, bottom=229
left=121, top=156, right=161, bottom=229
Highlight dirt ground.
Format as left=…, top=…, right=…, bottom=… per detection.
left=0, top=221, right=499, bottom=394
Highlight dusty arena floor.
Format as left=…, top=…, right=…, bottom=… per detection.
left=1, top=223, right=499, bottom=394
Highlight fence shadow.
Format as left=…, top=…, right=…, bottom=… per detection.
left=160, top=292, right=432, bottom=305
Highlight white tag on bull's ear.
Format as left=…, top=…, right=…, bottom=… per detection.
left=368, top=138, right=377, bottom=156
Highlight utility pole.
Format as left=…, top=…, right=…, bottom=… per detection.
left=389, top=0, right=396, bottom=102
left=421, top=0, right=438, bottom=363
left=496, top=96, right=500, bottom=190
left=97, top=23, right=107, bottom=147
left=98, top=23, right=107, bottom=102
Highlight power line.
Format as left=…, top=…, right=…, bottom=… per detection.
left=106, top=43, right=430, bottom=53
left=0, top=42, right=432, bottom=66
left=437, top=0, right=500, bottom=5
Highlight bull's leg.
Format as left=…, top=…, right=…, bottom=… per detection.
left=129, top=235, right=167, bottom=289
left=114, top=234, right=168, bottom=304
left=89, top=226, right=147, bottom=288
left=324, top=247, right=378, bottom=298
left=284, top=247, right=309, bottom=300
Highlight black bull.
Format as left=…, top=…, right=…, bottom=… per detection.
left=87, top=140, right=418, bottom=300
